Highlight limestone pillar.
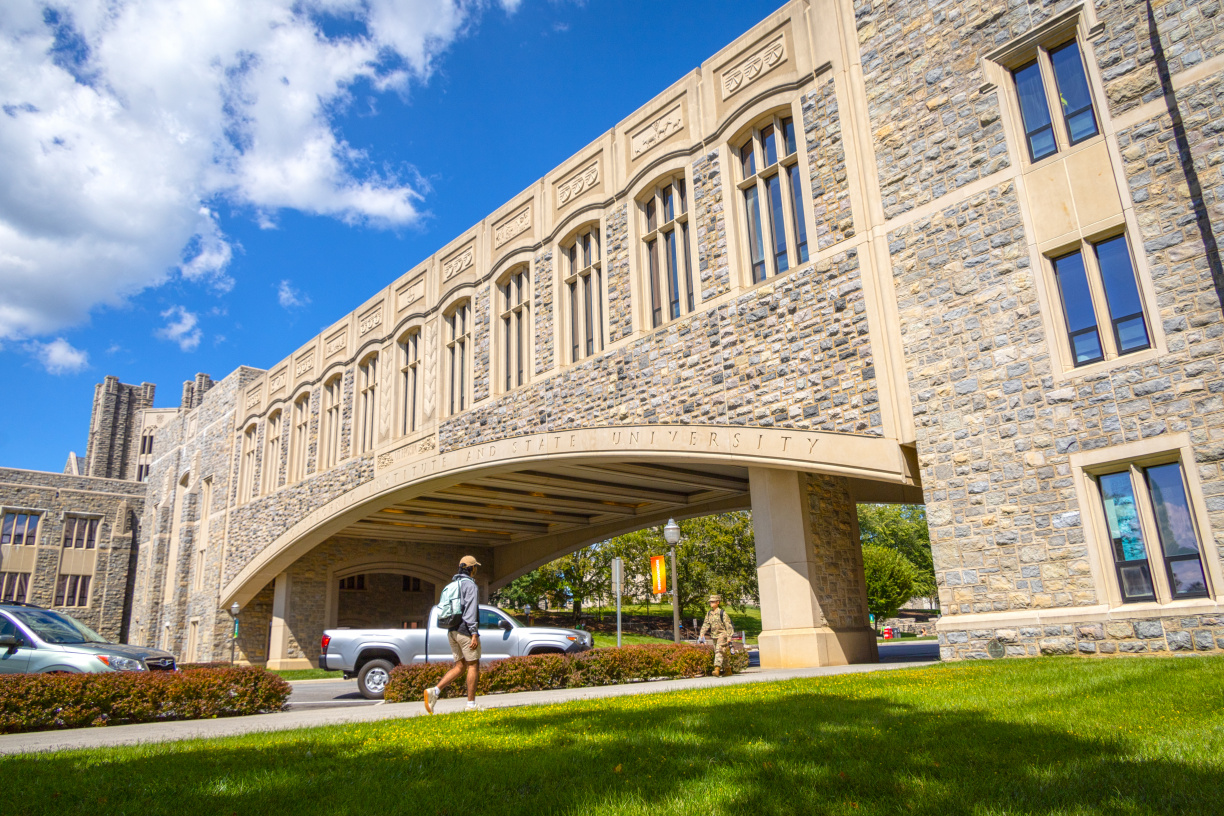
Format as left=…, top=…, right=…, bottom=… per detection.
left=750, top=468, right=878, bottom=668
left=265, top=572, right=311, bottom=670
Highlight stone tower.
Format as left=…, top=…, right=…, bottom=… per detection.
left=83, top=376, right=156, bottom=480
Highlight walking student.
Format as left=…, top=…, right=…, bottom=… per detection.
left=424, top=555, right=482, bottom=713
left=697, top=594, right=735, bottom=676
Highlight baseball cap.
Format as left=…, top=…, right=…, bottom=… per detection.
left=459, top=555, right=482, bottom=568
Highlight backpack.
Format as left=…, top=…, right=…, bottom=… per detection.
left=436, top=576, right=472, bottom=629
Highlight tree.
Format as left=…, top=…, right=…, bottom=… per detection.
left=857, top=503, right=936, bottom=599
left=861, top=545, right=916, bottom=630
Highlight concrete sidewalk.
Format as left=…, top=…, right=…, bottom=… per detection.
left=0, top=658, right=936, bottom=756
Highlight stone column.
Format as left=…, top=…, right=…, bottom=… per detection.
left=750, top=468, right=878, bottom=668
left=265, top=571, right=311, bottom=670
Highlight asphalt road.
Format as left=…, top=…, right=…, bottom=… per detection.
left=285, top=640, right=940, bottom=710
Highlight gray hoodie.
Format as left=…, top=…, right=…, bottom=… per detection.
left=449, top=572, right=479, bottom=637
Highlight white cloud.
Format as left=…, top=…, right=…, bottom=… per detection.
left=278, top=279, right=310, bottom=309
left=0, top=0, right=491, bottom=343
left=29, top=337, right=89, bottom=374
left=156, top=305, right=202, bottom=351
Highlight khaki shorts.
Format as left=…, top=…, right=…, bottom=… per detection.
left=448, top=630, right=481, bottom=663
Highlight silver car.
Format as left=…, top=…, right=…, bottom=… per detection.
left=0, top=603, right=177, bottom=674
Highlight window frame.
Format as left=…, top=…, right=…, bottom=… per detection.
left=239, top=424, right=258, bottom=503
left=54, top=573, right=91, bottom=608
left=193, top=477, right=212, bottom=593
left=445, top=300, right=472, bottom=415
left=61, top=515, right=99, bottom=550
left=289, top=392, right=311, bottom=483
left=321, top=374, right=344, bottom=469
left=561, top=223, right=605, bottom=363
left=1045, top=230, right=1153, bottom=370
left=496, top=264, right=532, bottom=393
left=732, top=109, right=810, bottom=285
left=0, top=511, right=41, bottom=546
left=0, top=572, right=30, bottom=603
left=356, top=352, right=379, bottom=454
left=639, top=173, right=698, bottom=328
left=1072, top=436, right=1223, bottom=611
left=399, top=329, right=422, bottom=435
left=263, top=410, right=282, bottom=494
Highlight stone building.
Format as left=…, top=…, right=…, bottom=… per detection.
left=6, top=0, right=1224, bottom=668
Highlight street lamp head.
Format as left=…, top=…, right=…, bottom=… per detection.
left=230, top=602, right=240, bottom=618
left=663, top=518, right=681, bottom=545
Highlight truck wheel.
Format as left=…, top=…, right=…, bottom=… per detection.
left=357, top=659, right=395, bottom=700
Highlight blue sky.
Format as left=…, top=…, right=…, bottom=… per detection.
left=0, top=1, right=778, bottom=472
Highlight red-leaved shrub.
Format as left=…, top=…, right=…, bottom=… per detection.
left=384, top=643, right=748, bottom=702
left=0, top=666, right=291, bottom=734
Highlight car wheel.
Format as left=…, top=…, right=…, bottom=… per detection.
left=357, top=659, right=394, bottom=700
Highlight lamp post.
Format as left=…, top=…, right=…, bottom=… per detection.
left=229, top=602, right=240, bottom=666
left=663, top=518, right=681, bottom=644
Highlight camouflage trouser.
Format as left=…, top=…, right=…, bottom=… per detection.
left=712, top=636, right=730, bottom=670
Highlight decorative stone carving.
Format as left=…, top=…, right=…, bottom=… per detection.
left=422, top=322, right=438, bottom=419
left=494, top=206, right=532, bottom=248
left=721, top=35, right=786, bottom=100
left=245, top=390, right=260, bottom=410
left=556, top=161, right=599, bottom=208
left=397, top=277, right=424, bottom=311
left=358, top=307, right=383, bottom=337
left=378, top=351, right=394, bottom=442
left=417, top=435, right=436, bottom=453
left=325, top=330, right=347, bottom=357
left=443, top=245, right=475, bottom=280
left=268, top=370, right=286, bottom=392
left=294, top=354, right=314, bottom=377
left=631, top=105, right=684, bottom=158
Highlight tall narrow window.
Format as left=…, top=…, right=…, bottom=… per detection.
left=499, top=267, right=530, bottom=391
left=1097, top=461, right=1210, bottom=603
left=264, top=411, right=282, bottom=493
left=240, top=425, right=258, bottom=502
left=62, top=516, right=98, bottom=549
left=447, top=302, right=471, bottom=415
left=400, top=330, right=421, bottom=434
left=322, top=375, right=343, bottom=468
left=641, top=176, right=695, bottom=327
left=563, top=225, right=603, bottom=362
left=290, top=393, right=310, bottom=482
left=736, top=113, right=808, bottom=283
left=358, top=354, right=378, bottom=454
left=1050, top=234, right=1150, bottom=368
left=54, top=574, right=91, bottom=607
left=193, top=477, right=212, bottom=593
left=1010, top=38, right=1099, bottom=162
left=0, top=572, right=30, bottom=603
left=0, top=512, right=39, bottom=546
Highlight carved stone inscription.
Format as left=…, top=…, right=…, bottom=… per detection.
left=358, top=307, right=383, bottom=336
left=325, top=330, right=347, bottom=357
left=556, top=161, right=599, bottom=208
left=268, top=370, right=286, bottom=393
left=721, top=35, right=786, bottom=100
left=398, top=277, right=424, bottom=311
left=245, top=390, right=261, bottom=410
left=494, top=206, right=531, bottom=248
left=631, top=105, right=684, bottom=159
left=443, top=245, right=475, bottom=280
left=294, top=354, right=314, bottom=377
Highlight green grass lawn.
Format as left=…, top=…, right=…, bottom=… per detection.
left=6, top=656, right=1223, bottom=815
left=267, top=668, right=344, bottom=681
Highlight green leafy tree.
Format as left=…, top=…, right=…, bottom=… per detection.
left=861, top=545, right=916, bottom=630
left=857, top=503, right=936, bottom=599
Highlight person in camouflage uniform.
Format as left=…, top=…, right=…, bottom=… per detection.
left=698, top=594, right=735, bottom=676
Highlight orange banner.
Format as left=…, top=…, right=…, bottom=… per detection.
left=650, top=555, right=667, bottom=594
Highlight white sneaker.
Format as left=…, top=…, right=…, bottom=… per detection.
left=424, top=686, right=439, bottom=714
left=465, top=701, right=478, bottom=711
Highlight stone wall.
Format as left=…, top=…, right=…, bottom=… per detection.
left=693, top=149, right=732, bottom=300
left=533, top=249, right=555, bottom=375
left=803, top=76, right=854, bottom=251
left=804, top=472, right=871, bottom=628
left=604, top=203, right=634, bottom=343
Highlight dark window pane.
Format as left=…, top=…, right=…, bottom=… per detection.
left=1094, top=235, right=1150, bottom=355
left=594, top=267, right=604, bottom=352
left=648, top=238, right=662, bottom=326
left=645, top=198, right=656, bottom=231
left=782, top=118, right=796, bottom=156
left=1168, top=559, right=1209, bottom=597
left=762, top=125, right=777, bottom=166
left=681, top=222, right=694, bottom=313
left=1099, top=471, right=1146, bottom=562
left=787, top=163, right=809, bottom=263
left=1052, top=251, right=1103, bottom=365
left=765, top=175, right=789, bottom=275
left=664, top=187, right=675, bottom=222
left=1118, top=563, right=1155, bottom=600
left=0, top=514, right=12, bottom=545
left=677, top=179, right=686, bottom=214
left=1146, top=463, right=1201, bottom=558
left=1014, top=61, right=1056, bottom=161
left=570, top=282, right=579, bottom=360
left=744, top=186, right=766, bottom=283
left=583, top=273, right=594, bottom=356
left=503, top=316, right=512, bottom=391
left=516, top=310, right=524, bottom=386
left=740, top=142, right=755, bottom=178
left=1050, top=41, right=1099, bottom=144
left=666, top=229, right=681, bottom=320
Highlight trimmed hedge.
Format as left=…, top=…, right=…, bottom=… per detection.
left=384, top=643, right=749, bottom=702
left=0, top=666, right=291, bottom=734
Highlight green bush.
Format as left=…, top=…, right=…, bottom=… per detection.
left=384, top=643, right=749, bottom=702
left=862, top=544, right=917, bottom=628
left=0, top=666, right=291, bottom=734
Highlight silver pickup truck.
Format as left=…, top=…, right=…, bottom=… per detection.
left=321, top=604, right=594, bottom=698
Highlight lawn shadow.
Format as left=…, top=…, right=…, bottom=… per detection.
left=4, top=665, right=1221, bottom=815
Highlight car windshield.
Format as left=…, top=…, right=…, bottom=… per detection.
left=9, top=608, right=109, bottom=644
left=496, top=609, right=525, bottom=627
